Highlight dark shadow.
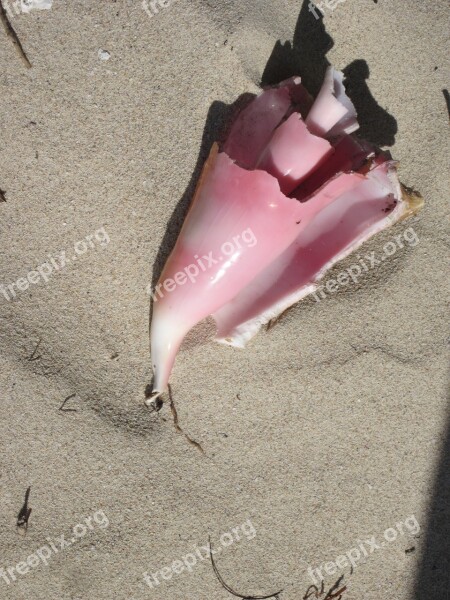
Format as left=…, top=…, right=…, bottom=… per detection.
left=443, top=89, right=450, bottom=120
left=261, top=0, right=333, bottom=96
left=90, top=399, right=162, bottom=437
left=262, top=0, right=397, bottom=147
left=343, top=60, right=397, bottom=146
left=414, top=384, right=450, bottom=599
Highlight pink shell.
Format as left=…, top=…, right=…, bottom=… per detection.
left=148, top=67, right=422, bottom=399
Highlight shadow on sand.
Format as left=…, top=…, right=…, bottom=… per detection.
left=414, top=382, right=450, bottom=599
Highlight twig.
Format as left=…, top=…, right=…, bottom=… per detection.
left=17, top=486, right=32, bottom=531
left=209, top=537, right=283, bottom=599
left=0, top=187, right=6, bottom=202
left=0, top=0, right=32, bottom=68
left=303, top=581, right=324, bottom=599
left=59, top=393, right=77, bottom=412
left=27, top=338, right=42, bottom=362
left=323, top=575, right=346, bottom=600
left=168, top=385, right=204, bottom=454
left=303, top=575, right=346, bottom=600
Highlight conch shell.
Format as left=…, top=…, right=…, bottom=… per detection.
left=147, top=67, right=423, bottom=403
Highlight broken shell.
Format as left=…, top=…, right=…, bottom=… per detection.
left=148, top=67, right=423, bottom=396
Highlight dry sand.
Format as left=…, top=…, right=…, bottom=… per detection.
left=0, top=1, right=449, bottom=599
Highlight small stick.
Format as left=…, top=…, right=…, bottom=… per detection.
left=27, top=339, right=42, bottom=362
left=0, top=187, right=6, bottom=202
left=323, top=575, right=347, bottom=600
left=59, top=393, right=77, bottom=412
left=17, top=486, right=32, bottom=531
left=209, top=536, right=282, bottom=599
left=303, top=581, right=324, bottom=599
left=0, top=0, right=32, bottom=68
left=168, top=385, right=204, bottom=454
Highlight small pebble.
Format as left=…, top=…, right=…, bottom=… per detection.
left=98, top=49, right=111, bottom=61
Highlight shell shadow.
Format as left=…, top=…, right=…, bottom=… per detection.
left=261, top=0, right=333, bottom=96
left=343, top=60, right=397, bottom=147
left=262, top=0, right=397, bottom=147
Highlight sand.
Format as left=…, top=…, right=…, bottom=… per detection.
left=0, top=0, right=449, bottom=598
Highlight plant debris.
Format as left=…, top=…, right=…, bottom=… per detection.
left=209, top=537, right=283, bottom=599
left=27, top=339, right=42, bottom=362
left=303, top=575, right=347, bottom=599
left=59, top=393, right=77, bottom=412
left=168, top=385, right=204, bottom=454
left=16, top=486, right=32, bottom=532
left=0, top=0, right=32, bottom=68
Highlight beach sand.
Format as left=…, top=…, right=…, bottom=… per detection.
left=0, top=1, right=448, bottom=598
